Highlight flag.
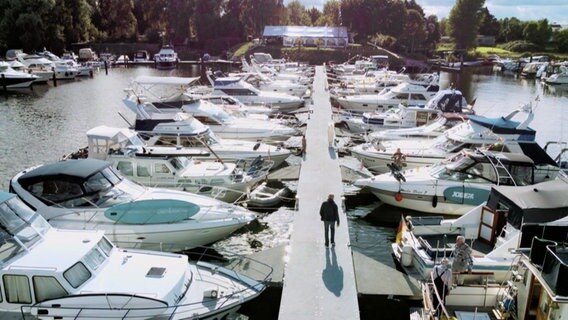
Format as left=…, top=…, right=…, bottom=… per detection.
left=395, top=214, right=407, bottom=244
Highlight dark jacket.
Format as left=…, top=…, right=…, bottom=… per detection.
left=320, top=199, right=339, bottom=222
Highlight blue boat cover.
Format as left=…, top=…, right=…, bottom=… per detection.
left=213, top=78, right=240, bottom=87
left=468, top=115, right=535, bottom=139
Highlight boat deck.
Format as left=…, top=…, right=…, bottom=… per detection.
left=277, top=66, right=360, bottom=320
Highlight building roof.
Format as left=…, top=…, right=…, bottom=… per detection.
left=263, top=26, right=348, bottom=38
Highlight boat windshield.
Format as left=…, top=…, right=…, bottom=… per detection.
left=434, top=136, right=465, bottom=153
left=0, top=197, right=50, bottom=264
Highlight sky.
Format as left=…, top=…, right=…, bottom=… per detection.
left=285, top=0, right=568, bottom=25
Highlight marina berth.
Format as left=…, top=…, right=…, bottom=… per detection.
left=9, top=159, right=256, bottom=252
left=0, top=191, right=270, bottom=319
left=154, top=44, right=179, bottom=69
left=120, top=113, right=291, bottom=168
left=0, top=61, right=38, bottom=89
left=391, top=176, right=568, bottom=290
left=205, top=73, right=306, bottom=113
left=332, top=73, right=440, bottom=114
left=349, top=103, right=537, bottom=173
left=123, top=77, right=301, bottom=143
left=73, top=126, right=274, bottom=203
left=418, top=214, right=568, bottom=320
left=355, top=146, right=560, bottom=215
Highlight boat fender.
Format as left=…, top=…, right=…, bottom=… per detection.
left=401, top=244, right=413, bottom=267
left=432, top=195, right=438, bottom=208
left=395, top=192, right=403, bottom=202
left=253, top=142, right=260, bottom=151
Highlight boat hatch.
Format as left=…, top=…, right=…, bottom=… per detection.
left=146, top=267, right=167, bottom=278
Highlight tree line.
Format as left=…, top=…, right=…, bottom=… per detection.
left=0, top=0, right=566, bottom=56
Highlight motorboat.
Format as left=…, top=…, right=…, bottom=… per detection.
left=53, top=60, right=79, bottom=80
left=60, top=58, right=93, bottom=77
left=336, top=88, right=474, bottom=134
left=154, top=45, right=179, bottom=69
left=391, top=176, right=568, bottom=289
left=205, top=73, right=306, bottom=113
left=521, top=61, right=548, bottom=78
left=242, top=57, right=313, bottom=85
left=123, top=80, right=300, bottom=143
left=543, top=65, right=568, bottom=85
left=418, top=217, right=568, bottom=320
left=133, top=50, right=150, bottom=62
left=228, top=71, right=310, bottom=97
left=355, top=146, right=560, bottom=215
left=9, top=60, right=52, bottom=84
left=333, top=74, right=440, bottom=114
left=0, top=61, right=38, bottom=89
left=0, top=190, right=270, bottom=319
left=369, top=113, right=471, bottom=141
left=350, top=103, right=536, bottom=173
left=195, top=94, right=275, bottom=116
left=10, top=158, right=257, bottom=252
left=70, top=126, right=274, bottom=203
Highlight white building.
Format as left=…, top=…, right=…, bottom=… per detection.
left=262, top=26, right=349, bottom=48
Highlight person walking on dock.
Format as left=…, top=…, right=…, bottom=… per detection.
left=320, top=194, right=339, bottom=247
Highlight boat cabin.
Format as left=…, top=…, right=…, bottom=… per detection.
left=0, top=192, right=114, bottom=314
left=212, top=78, right=261, bottom=97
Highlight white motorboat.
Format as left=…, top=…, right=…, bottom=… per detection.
left=206, top=73, right=306, bottom=113
left=355, top=146, right=560, bottom=215
left=350, top=103, right=536, bottom=173
left=417, top=216, right=568, bottom=320
left=369, top=114, right=470, bottom=141
left=10, top=158, right=256, bottom=252
left=391, top=176, right=568, bottom=287
left=9, top=60, right=52, bottom=84
left=154, top=45, right=179, bottom=69
left=229, top=71, right=310, bottom=97
left=195, top=94, right=275, bottom=116
left=0, top=61, right=38, bottom=89
left=333, top=74, right=440, bottom=113
left=53, top=60, right=79, bottom=79
left=0, top=190, right=270, bottom=319
left=242, top=57, right=313, bottom=85
left=335, top=87, right=475, bottom=134
left=543, top=65, right=568, bottom=85
left=123, top=88, right=300, bottom=143
left=133, top=50, right=150, bottom=62
left=72, top=126, right=273, bottom=203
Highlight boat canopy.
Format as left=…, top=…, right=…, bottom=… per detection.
left=487, top=179, right=568, bottom=229
left=134, top=76, right=200, bottom=86
left=87, top=126, right=146, bottom=160
left=468, top=115, right=536, bottom=137
left=18, top=159, right=111, bottom=184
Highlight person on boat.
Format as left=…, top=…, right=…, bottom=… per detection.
left=320, top=194, right=340, bottom=248
left=391, top=148, right=406, bottom=169
left=452, top=235, right=473, bottom=284
left=431, top=258, right=452, bottom=317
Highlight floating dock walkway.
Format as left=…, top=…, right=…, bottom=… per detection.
left=277, top=66, right=360, bottom=320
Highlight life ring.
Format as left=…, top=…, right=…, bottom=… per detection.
left=395, top=192, right=403, bottom=202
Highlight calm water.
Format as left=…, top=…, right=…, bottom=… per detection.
left=1, top=66, right=567, bottom=263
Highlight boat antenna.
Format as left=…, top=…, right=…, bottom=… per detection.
left=196, top=134, right=225, bottom=166
left=118, top=112, right=133, bottom=127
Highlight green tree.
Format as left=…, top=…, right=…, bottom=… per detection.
left=497, top=17, right=524, bottom=43
left=0, top=0, right=57, bottom=52
left=133, top=0, right=167, bottom=39
left=219, top=0, right=244, bottom=39
left=522, top=21, right=539, bottom=45
left=96, top=0, right=137, bottom=41
left=555, top=29, right=568, bottom=53
left=315, top=0, right=341, bottom=26
left=287, top=0, right=310, bottom=26
left=400, top=9, right=425, bottom=53
left=193, top=0, right=222, bottom=44
left=447, top=0, right=485, bottom=50
left=307, top=7, right=321, bottom=25
left=240, top=0, right=279, bottom=38
left=535, top=19, right=552, bottom=47
left=425, top=15, right=441, bottom=51
left=167, top=0, right=193, bottom=43
left=478, top=7, right=499, bottom=37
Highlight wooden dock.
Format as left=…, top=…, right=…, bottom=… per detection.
left=277, top=66, right=360, bottom=320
